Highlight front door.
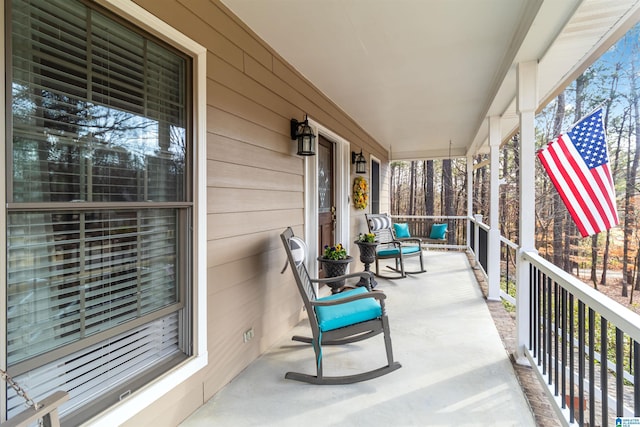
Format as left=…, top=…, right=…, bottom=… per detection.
left=318, top=135, right=335, bottom=278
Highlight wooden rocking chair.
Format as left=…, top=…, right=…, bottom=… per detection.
left=280, top=227, right=401, bottom=384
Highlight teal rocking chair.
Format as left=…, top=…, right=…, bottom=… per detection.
left=280, top=227, right=401, bottom=384
left=366, top=213, right=426, bottom=279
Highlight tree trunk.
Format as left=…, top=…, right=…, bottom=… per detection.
left=552, top=93, right=566, bottom=268
left=632, top=63, right=640, bottom=292
left=443, top=158, right=453, bottom=242
left=409, top=161, right=416, bottom=215
left=602, top=102, right=627, bottom=286
left=592, top=65, right=621, bottom=287
left=624, top=62, right=640, bottom=296
left=424, top=160, right=434, bottom=216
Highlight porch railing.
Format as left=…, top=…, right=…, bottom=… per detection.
left=521, top=251, right=640, bottom=426
left=392, top=214, right=639, bottom=424
left=391, top=215, right=467, bottom=250
left=425, top=214, right=639, bottom=425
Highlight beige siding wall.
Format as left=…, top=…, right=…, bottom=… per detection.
left=124, top=1, right=389, bottom=425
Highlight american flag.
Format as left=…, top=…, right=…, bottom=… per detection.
left=537, top=108, right=619, bottom=237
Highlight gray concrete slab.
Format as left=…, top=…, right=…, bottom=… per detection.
left=181, top=251, right=536, bottom=427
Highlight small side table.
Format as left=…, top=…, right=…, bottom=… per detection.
left=355, top=241, right=378, bottom=289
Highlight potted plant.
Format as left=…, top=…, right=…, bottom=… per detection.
left=355, top=233, right=378, bottom=288
left=318, top=243, right=353, bottom=293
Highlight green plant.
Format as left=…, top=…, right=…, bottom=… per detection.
left=322, top=243, right=347, bottom=260
left=358, top=233, right=376, bottom=243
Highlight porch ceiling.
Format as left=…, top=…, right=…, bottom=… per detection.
left=219, top=0, right=640, bottom=160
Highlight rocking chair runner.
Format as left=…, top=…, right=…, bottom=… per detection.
left=280, top=227, right=401, bottom=385
left=366, top=213, right=426, bottom=279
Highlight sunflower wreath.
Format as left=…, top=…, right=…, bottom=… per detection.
left=353, top=176, right=368, bottom=210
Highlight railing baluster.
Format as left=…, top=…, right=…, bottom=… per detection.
left=570, top=293, right=575, bottom=423
left=579, top=301, right=585, bottom=426
left=601, top=316, right=608, bottom=427
left=540, top=275, right=549, bottom=374
left=616, top=328, right=624, bottom=417
left=589, top=308, right=595, bottom=427
left=635, top=340, right=640, bottom=416
left=530, top=264, right=535, bottom=352
left=554, top=281, right=559, bottom=397
left=537, top=269, right=543, bottom=363
left=562, top=287, right=567, bottom=409
left=545, top=277, right=553, bottom=385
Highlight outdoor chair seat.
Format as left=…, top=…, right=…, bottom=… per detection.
left=366, top=213, right=426, bottom=279
left=280, top=227, right=401, bottom=385
left=315, top=287, right=383, bottom=331
left=377, top=246, right=421, bottom=257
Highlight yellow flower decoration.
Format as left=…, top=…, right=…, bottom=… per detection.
left=353, top=177, right=368, bottom=210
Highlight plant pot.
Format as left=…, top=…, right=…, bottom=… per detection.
left=318, top=256, right=353, bottom=293
left=355, top=241, right=378, bottom=264
left=355, top=241, right=379, bottom=288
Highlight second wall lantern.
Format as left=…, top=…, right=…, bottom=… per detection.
left=291, top=114, right=316, bottom=156
left=351, top=149, right=366, bottom=174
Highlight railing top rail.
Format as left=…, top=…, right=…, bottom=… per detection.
left=390, top=215, right=467, bottom=220
left=523, top=250, right=640, bottom=343
left=500, top=235, right=518, bottom=250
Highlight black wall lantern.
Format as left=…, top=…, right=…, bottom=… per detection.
left=352, top=149, right=366, bottom=174
left=291, top=114, right=316, bottom=156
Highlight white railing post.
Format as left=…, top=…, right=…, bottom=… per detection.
left=488, top=116, right=501, bottom=301
left=515, top=60, right=538, bottom=365
left=466, top=154, right=474, bottom=251
left=473, top=214, right=482, bottom=268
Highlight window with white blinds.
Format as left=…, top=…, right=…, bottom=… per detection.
left=5, top=0, right=193, bottom=423
left=7, top=209, right=182, bottom=364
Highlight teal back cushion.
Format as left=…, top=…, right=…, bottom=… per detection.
left=393, top=223, right=410, bottom=238
left=430, top=223, right=448, bottom=239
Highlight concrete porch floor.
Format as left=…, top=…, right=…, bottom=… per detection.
left=181, top=251, right=539, bottom=427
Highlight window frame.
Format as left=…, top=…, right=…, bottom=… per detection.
left=0, top=0, right=208, bottom=424
left=370, top=156, right=381, bottom=214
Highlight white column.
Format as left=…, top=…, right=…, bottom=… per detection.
left=487, top=116, right=501, bottom=301
left=516, top=60, right=538, bottom=364
left=466, top=154, right=474, bottom=250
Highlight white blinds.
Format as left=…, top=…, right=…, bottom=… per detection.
left=7, top=209, right=180, bottom=365
left=6, top=313, right=182, bottom=420
left=11, top=0, right=187, bottom=204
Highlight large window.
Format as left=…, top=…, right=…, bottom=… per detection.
left=5, top=0, right=193, bottom=423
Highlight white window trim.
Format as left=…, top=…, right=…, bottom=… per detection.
left=69, top=1, right=208, bottom=425
left=0, top=0, right=6, bottom=416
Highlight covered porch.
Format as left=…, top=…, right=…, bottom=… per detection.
left=181, top=250, right=544, bottom=427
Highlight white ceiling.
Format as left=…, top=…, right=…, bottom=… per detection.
left=220, top=0, right=640, bottom=160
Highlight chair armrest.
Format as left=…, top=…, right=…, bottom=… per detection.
left=394, top=238, right=422, bottom=245
left=310, top=289, right=386, bottom=307
left=311, top=271, right=374, bottom=290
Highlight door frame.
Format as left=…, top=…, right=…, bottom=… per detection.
left=304, top=118, right=350, bottom=277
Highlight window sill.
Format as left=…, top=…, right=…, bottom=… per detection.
left=82, top=352, right=208, bottom=427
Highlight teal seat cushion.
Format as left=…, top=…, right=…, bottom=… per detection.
left=430, top=223, right=448, bottom=239
left=377, top=246, right=421, bottom=257
left=393, top=222, right=411, bottom=238
left=315, top=287, right=382, bottom=332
